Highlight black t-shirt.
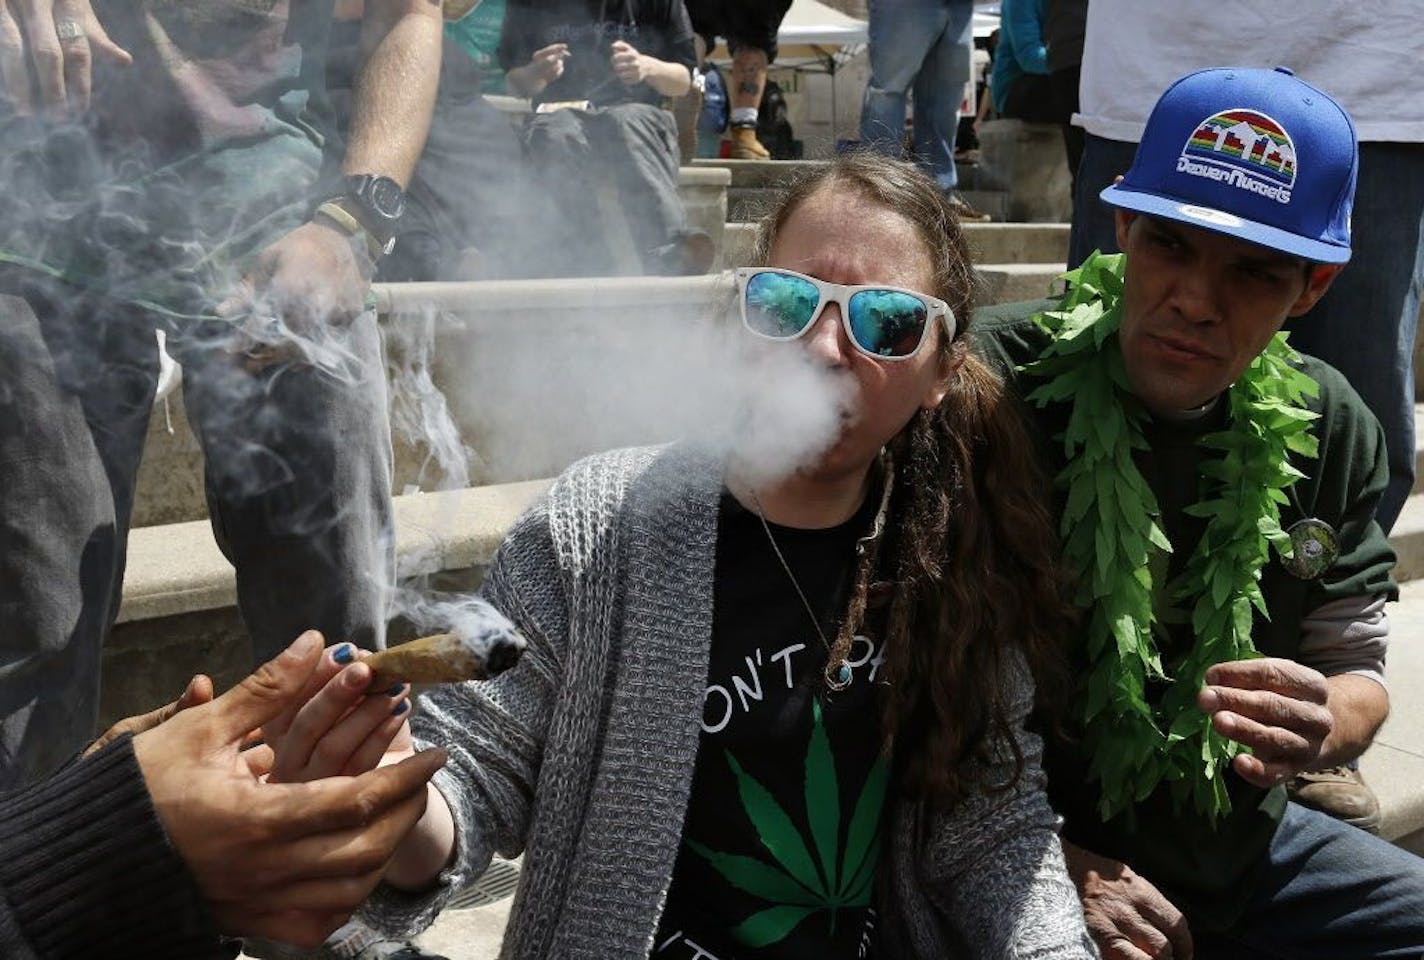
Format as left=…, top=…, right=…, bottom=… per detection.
left=654, top=492, right=887, bottom=960
left=497, top=0, right=695, bottom=106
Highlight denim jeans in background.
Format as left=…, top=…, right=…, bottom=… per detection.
left=859, top=0, right=974, bottom=191
left=1068, top=135, right=1424, bottom=534
left=1191, top=802, right=1424, bottom=959
left=0, top=278, right=394, bottom=792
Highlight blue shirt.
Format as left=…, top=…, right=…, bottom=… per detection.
left=990, top=0, right=1049, bottom=114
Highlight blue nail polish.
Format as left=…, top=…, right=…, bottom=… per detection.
left=392, top=699, right=410, bottom=716
left=386, top=684, right=405, bottom=697
left=333, top=644, right=355, bottom=665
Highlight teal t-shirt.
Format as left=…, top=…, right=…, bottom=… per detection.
left=445, top=0, right=509, bottom=94
left=972, top=299, right=1397, bottom=927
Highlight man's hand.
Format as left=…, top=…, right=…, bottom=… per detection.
left=131, top=630, right=447, bottom=948
left=1198, top=657, right=1333, bottom=788
left=83, top=673, right=215, bottom=758
left=1064, top=841, right=1193, bottom=960
left=527, top=42, right=568, bottom=85
left=610, top=39, right=649, bottom=86
left=216, top=219, right=372, bottom=370
left=0, top=0, right=131, bottom=115
left=505, top=41, right=567, bottom=97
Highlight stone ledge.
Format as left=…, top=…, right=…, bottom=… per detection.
left=678, top=166, right=733, bottom=187
left=118, top=479, right=551, bottom=625
left=975, top=263, right=1065, bottom=305
left=372, top=274, right=730, bottom=316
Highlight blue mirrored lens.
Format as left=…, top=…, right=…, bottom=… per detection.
left=744, top=272, right=821, bottom=338
left=847, top=289, right=929, bottom=357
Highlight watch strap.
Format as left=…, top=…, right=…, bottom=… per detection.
left=314, top=199, right=389, bottom=260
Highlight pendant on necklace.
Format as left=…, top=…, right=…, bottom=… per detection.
left=1282, top=517, right=1338, bottom=580
left=825, top=659, right=853, bottom=691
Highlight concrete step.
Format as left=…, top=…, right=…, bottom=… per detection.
left=690, top=157, right=828, bottom=188
left=1361, top=577, right=1424, bottom=854
left=727, top=183, right=1014, bottom=224
left=720, top=221, right=1070, bottom=269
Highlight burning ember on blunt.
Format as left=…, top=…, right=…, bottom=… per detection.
left=365, top=599, right=526, bottom=687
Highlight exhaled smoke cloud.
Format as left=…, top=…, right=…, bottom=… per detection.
left=410, top=280, right=854, bottom=490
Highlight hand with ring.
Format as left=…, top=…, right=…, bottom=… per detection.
left=0, top=0, right=132, bottom=115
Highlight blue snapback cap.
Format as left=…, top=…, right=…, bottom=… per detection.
left=1101, top=66, right=1358, bottom=264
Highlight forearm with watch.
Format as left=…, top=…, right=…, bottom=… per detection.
left=314, top=0, right=444, bottom=259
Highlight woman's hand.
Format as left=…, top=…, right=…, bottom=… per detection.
left=263, top=642, right=414, bottom=783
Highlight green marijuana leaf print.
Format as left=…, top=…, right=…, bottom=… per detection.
left=688, top=701, right=889, bottom=948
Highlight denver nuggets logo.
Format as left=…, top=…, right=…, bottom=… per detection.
left=1177, top=109, right=1296, bottom=204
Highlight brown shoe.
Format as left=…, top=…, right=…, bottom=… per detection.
left=948, top=194, right=992, bottom=222
left=1287, top=766, right=1381, bottom=834
left=730, top=126, right=771, bottom=160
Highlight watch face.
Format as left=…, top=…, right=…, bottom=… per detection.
left=369, top=177, right=406, bottom=220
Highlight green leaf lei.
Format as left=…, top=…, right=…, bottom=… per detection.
left=1021, top=252, right=1321, bottom=822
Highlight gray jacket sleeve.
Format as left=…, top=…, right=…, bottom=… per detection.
left=1299, top=594, right=1389, bottom=687
left=916, top=650, right=1097, bottom=959
left=361, top=500, right=568, bottom=938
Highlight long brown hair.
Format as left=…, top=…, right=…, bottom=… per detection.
left=752, top=153, right=1071, bottom=807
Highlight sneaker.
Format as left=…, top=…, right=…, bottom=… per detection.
left=947, top=194, right=992, bottom=222
left=1287, top=765, right=1381, bottom=834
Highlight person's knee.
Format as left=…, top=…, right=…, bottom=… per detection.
left=524, top=112, right=591, bottom=161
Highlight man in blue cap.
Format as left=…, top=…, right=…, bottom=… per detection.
left=977, top=67, right=1424, bottom=958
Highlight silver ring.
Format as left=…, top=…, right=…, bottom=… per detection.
left=55, top=19, right=85, bottom=42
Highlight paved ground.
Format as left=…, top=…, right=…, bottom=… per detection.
left=405, top=901, right=507, bottom=960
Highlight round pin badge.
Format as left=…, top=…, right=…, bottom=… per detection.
left=1283, top=518, right=1338, bottom=580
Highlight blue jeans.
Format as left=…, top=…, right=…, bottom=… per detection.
left=1068, top=135, right=1424, bottom=533
left=1192, top=803, right=1424, bottom=958
left=858, top=0, right=974, bottom=191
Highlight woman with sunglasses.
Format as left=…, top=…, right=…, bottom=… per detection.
left=296, top=153, right=1092, bottom=958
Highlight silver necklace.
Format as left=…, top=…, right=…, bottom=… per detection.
left=749, top=491, right=854, bottom=692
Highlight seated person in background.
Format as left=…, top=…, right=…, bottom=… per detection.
left=0, top=632, right=443, bottom=958
left=989, top=0, right=1054, bottom=123
left=499, top=0, right=711, bottom=277
left=684, top=0, right=794, bottom=159
left=975, top=66, right=1424, bottom=958
left=277, top=154, right=1098, bottom=958
left=327, top=0, right=551, bottom=281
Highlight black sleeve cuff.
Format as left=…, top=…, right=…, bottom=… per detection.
left=0, top=733, right=236, bottom=960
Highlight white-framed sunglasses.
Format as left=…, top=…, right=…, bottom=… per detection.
left=734, top=267, right=956, bottom=361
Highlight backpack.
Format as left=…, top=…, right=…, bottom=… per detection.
left=756, top=79, right=799, bottom=159
left=698, top=63, right=730, bottom=135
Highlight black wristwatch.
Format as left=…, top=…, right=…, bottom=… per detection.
left=341, top=174, right=407, bottom=252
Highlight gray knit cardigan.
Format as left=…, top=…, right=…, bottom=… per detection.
left=364, top=445, right=1096, bottom=959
